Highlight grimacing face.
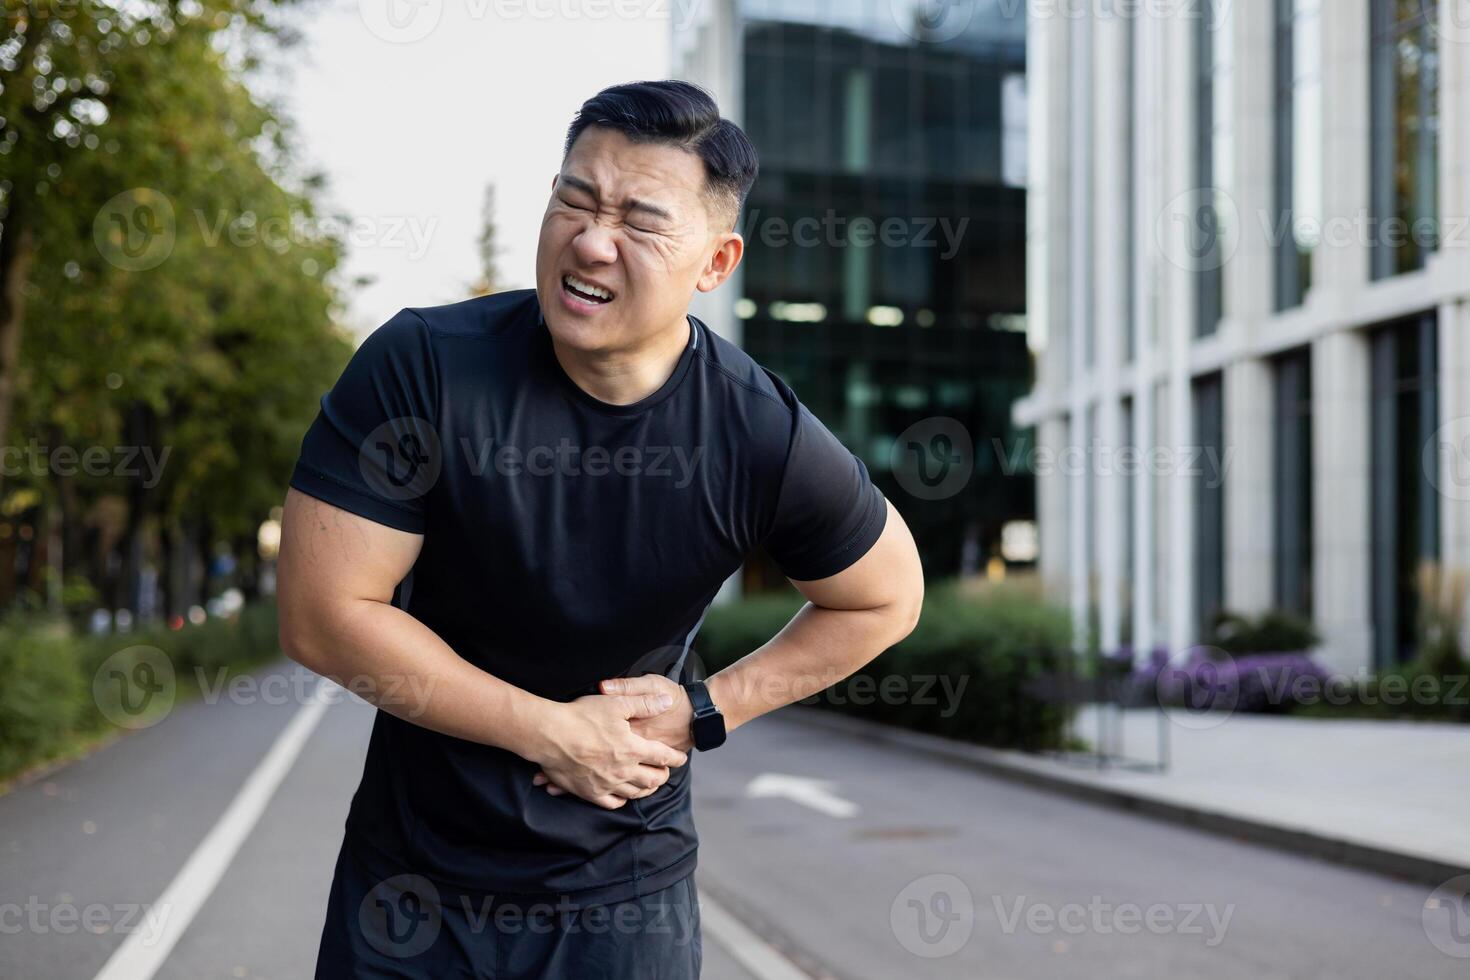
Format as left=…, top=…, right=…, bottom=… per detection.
left=535, top=125, right=742, bottom=356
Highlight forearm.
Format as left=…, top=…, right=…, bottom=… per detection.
left=705, top=600, right=914, bottom=733
left=281, top=596, right=557, bottom=760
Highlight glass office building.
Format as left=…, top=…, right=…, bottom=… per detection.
left=675, top=0, right=1033, bottom=587
left=1015, top=2, right=1469, bottom=674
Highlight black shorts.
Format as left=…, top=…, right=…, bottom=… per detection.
left=313, top=837, right=703, bottom=979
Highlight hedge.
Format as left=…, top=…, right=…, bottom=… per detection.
left=0, top=620, right=87, bottom=780
left=0, top=603, right=283, bottom=785
left=2, top=583, right=1078, bottom=784
left=693, top=581, right=1074, bottom=750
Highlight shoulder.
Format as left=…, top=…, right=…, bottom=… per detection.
left=351, top=289, right=538, bottom=376
left=398, top=288, right=539, bottom=341
left=691, top=317, right=799, bottom=424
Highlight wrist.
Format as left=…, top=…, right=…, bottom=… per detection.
left=683, top=677, right=727, bottom=751
left=703, top=671, right=742, bottom=734
left=508, top=694, right=569, bottom=764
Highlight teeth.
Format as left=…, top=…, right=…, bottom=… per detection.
left=564, top=274, right=611, bottom=300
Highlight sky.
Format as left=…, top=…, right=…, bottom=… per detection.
left=268, top=0, right=678, bottom=338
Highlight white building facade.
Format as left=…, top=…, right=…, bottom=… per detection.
left=1015, top=0, right=1470, bottom=675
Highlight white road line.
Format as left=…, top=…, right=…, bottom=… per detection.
left=746, top=773, right=860, bottom=819
left=92, top=681, right=332, bottom=980
left=700, top=891, right=814, bottom=980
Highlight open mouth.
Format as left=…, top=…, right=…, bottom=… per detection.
left=562, top=273, right=615, bottom=306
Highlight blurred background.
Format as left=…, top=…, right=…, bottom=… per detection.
left=3, top=0, right=1470, bottom=977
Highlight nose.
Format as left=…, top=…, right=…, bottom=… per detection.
left=571, top=219, right=618, bottom=266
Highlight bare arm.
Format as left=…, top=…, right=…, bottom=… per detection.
left=699, top=499, right=917, bottom=734
left=276, top=488, right=687, bottom=808
left=591, top=496, right=924, bottom=754
left=705, top=497, right=924, bottom=732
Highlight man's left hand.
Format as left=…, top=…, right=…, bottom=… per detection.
left=533, top=673, right=693, bottom=797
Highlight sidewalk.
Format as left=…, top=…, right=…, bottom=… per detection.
left=788, top=704, right=1470, bottom=885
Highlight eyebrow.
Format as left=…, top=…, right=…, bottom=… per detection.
left=557, top=173, right=674, bottom=222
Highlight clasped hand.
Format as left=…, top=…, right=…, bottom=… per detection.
left=528, top=673, right=695, bottom=810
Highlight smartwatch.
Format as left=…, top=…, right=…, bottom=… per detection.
left=682, top=679, right=727, bottom=751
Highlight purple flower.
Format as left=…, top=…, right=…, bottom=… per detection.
left=1153, top=650, right=1330, bottom=713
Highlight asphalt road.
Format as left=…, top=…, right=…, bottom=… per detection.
left=0, top=659, right=1461, bottom=979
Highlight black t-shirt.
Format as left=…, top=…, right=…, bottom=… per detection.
left=289, top=288, right=886, bottom=906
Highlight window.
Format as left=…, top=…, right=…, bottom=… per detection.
left=1073, top=16, right=1095, bottom=371
left=1194, top=7, right=1232, bottom=336
left=842, top=67, right=872, bottom=172
left=1123, top=15, right=1137, bottom=363
left=1084, top=404, right=1098, bottom=648
left=737, top=13, right=1031, bottom=583
left=1194, top=373, right=1225, bottom=637
left=1370, top=313, right=1439, bottom=668
left=1274, top=0, right=1321, bottom=310
left=1370, top=0, right=1439, bottom=279
left=1120, top=396, right=1135, bottom=642
left=1273, top=349, right=1313, bottom=615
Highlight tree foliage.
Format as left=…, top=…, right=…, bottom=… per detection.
left=1, top=1, right=353, bottom=614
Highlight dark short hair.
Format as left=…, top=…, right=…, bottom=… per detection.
left=562, top=79, right=759, bottom=229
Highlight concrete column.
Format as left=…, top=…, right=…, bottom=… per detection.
left=1220, top=0, right=1276, bottom=616
left=1067, top=12, right=1092, bottom=652
left=1437, top=0, right=1470, bottom=238
left=674, top=0, right=743, bottom=607
left=1027, top=4, right=1059, bottom=395
left=678, top=0, right=744, bottom=347
left=1162, top=4, right=1197, bottom=653
left=1038, top=416, right=1071, bottom=604
left=1093, top=8, right=1128, bottom=655
left=1225, top=0, right=1275, bottom=336
left=1024, top=3, right=1077, bottom=613
left=1152, top=380, right=1171, bottom=647
left=1315, top=0, right=1370, bottom=303
left=1224, top=358, right=1275, bottom=613
left=1130, top=4, right=1164, bottom=662
left=1069, top=411, right=1090, bottom=652
left=1435, top=0, right=1470, bottom=656
left=1438, top=299, right=1470, bottom=655
left=1312, top=328, right=1373, bottom=675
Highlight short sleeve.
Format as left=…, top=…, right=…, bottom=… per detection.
left=288, top=308, right=440, bottom=533
left=762, top=401, right=888, bottom=581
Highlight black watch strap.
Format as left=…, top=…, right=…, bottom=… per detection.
left=683, top=679, right=727, bottom=751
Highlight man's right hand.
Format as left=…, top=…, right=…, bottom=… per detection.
left=527, top=692, right=689, bottom=810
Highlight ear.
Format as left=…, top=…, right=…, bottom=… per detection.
left=550, top=173, right=559, bottom=191
left=696, top=233, right=744, bottom=293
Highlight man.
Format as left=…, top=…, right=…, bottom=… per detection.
left=278, top=79, right=924, bottom=978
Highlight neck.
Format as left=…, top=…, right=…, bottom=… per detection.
left=552, top=314, right=691, bottom=406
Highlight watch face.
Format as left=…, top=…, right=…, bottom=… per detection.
left=693, top=710, right=726, bottom=750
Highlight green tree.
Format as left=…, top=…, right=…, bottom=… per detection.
left=0, top=0, right=302, bottom=464
left=5, top=2, right=351, bottom=616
